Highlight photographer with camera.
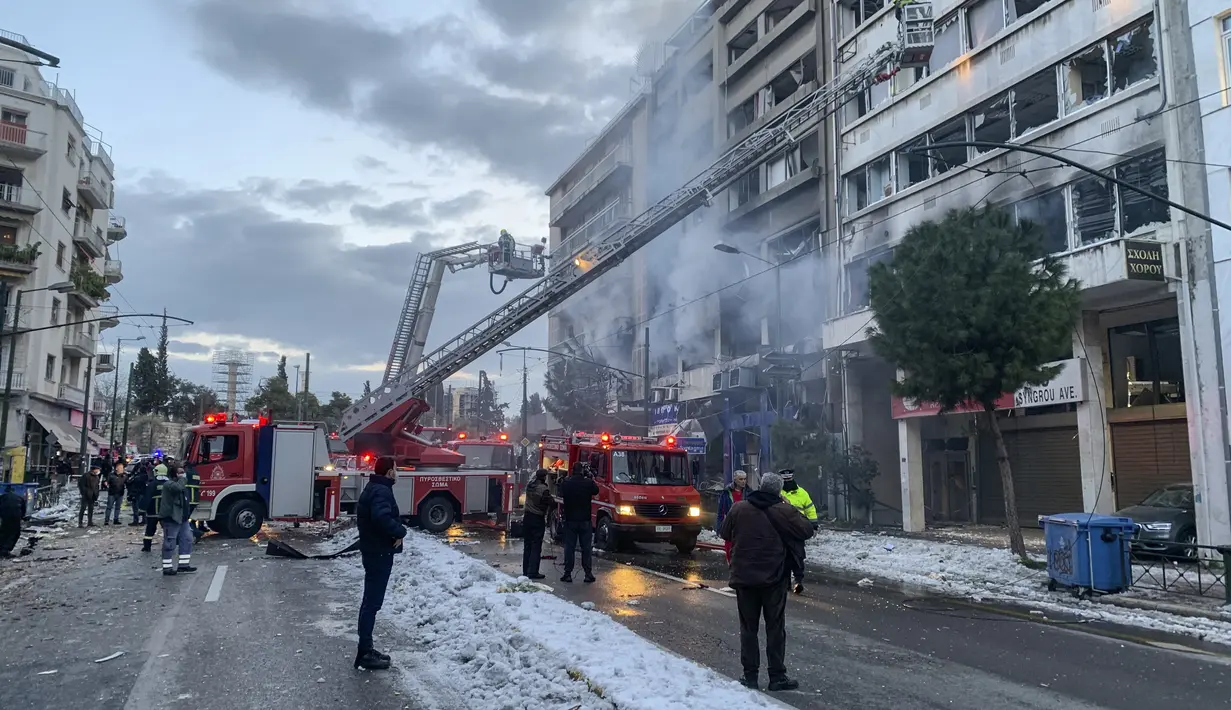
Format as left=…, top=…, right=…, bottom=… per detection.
left=558, top=461, right=599, bottom=584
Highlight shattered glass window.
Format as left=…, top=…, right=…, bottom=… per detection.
left=845, top=168, right=868, bottom=213
left=1011, top=69, right=1060, bottom=137
left=967, top=0, right=1005, bottom=50
left=868, top=155, right=893, bottom=203
left=1004, top=0, right=1048, bottom=26
left=1015, top=189, right=1069, bottom=254
left=930, top=118, right=969, bottom=175
left=930, top=15, right=963, bottom=73
left=844, top=248, right=894, bottom=313
left=972, top=93, right=1011, bottom=154
left=896, top=137, right=931, bottom=190
left=1115, top=149, right=1170, bottom=234
left=1072, top=175, right=1116, bottom=246
left=1062, top=44, right=1109, bottom=113
left=1110, top=21, right=1158, bottom=94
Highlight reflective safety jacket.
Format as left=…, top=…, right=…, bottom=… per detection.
left=782, top=486, right=817, bottom=521
left=185, top=466, right=201, bottom=507
left=143, top=475, right=168, bottom=515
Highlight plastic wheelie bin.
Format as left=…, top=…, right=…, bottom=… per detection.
left=1039, top=513, right=1135, bottom=595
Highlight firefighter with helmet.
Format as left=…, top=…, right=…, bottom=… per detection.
left=779, top=469, right=816, bottom=594
left=141, top=460, right=169, bottom=552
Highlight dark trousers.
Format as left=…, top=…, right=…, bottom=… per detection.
left=358, top=551, right=394, bottom=652
left=788, top=559, right=804, bottom=586
left=0, top=518, right=19, bottom=556
left=561, top=520, right=592, bottom=576
left=522, top=513, right=546, bottom=576
left=129, top=498, right=144, bottom=524
left=735, top=579, right=789, bottom=682
left=106, top=494, right=123, bottom=523
left=143, top=515, right=160, bottom=548
left=78, top=497, right=96, bottom=526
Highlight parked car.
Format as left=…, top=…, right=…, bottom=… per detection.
left=1115, top=484, right=1198, bottom=559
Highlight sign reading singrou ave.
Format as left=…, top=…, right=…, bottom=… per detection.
left=891, top=359, right=1087, bottom=419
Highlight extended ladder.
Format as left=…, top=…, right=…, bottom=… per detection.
left=384, top=242, right=482, bottom=382
left=341, top=33, right=929, bottom=441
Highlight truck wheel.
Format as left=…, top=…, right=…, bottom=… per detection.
left=419, top=496, right=455, bottom=533
left=595, top=515, right=619, bottom=552
left=674, top=537, right=697, bottom=555
left=224, top=499, right=264, bottom=539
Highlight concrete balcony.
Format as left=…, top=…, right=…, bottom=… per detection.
left=77, top=172, right=111, bottom=210
left=58, top=383, right=86, bottom=408
left=63, top=330, right=96, bottom=359
left=549, top=142, right=633, bottom=227
left=103, top=258, right=123, bottom=284
left=42, top=81, right=84, bottom=127
left=0, top=242, right=40, bottom=278
left=0, top=182, right=42, bottom=216
left=83, top=135, right=114, bottom=178
left=73, top=218, right=106, bottom=258
left=0, top=366, right=27, bottom=392
left=552, top=200, right=633, bottom=262
left=0, top=121, right=48, bottom=159
left=3, top=303, right=32, bottom=330
left=95, top=352, right=114, bottom=374
left=107, top=215, right=127, bottom=241
left=98, top=311, right=120, bottom=330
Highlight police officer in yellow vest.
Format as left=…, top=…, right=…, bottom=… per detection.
left=779, top=469, right=817, bottom=594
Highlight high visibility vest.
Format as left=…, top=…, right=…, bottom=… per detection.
left=782, top=487, right=817, bottom=521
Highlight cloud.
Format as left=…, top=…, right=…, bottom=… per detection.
left=350, top=199, right=430, bottom=228
left=431, top=190, right=489, bottom=220
left=112, top=175, right=548, bottom=396
left=183, top=0, right=667, bottom=186
left=356, top=155, right=392, bottom=173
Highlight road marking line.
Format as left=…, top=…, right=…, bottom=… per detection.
left=613, top=561, right=736, bottom=598
left=204, top=565, right=228, bottom=602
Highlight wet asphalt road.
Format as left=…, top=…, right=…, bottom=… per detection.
left=0, top=523, right=412, bottom=710
left=459, top=530, right=1231, bottom=710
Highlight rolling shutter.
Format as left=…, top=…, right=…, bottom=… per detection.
left=1111, top=419, right=1190, bottom=509
left=1001, top=427, right=1083, bottom=523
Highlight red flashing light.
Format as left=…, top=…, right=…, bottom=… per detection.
left=362, top=453, right=373, bottom=463
left=600, top=433, right=611, bottom=443
left=257, top=416, right=269, bottom=427
left=499, top=433, right=509, bottom=441
left=665, top=436, right=676, bottom=446
left=204, top=413, right=225, bottom=425
left=458, top=432, right=468, bottom=440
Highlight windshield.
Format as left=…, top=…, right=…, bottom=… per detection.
left=611, top=450, right=689, bottom=486
left=456, top=444, right=515, bottom=470
left=179, top=432, right=195, bottom=461
left=1139, top=486, right=1193, bottom=509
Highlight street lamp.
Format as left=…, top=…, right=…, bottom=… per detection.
left=108, top=336, right=145, bottom=453
left=0, top=280, right=74, bottom=464
left=501, top=341, right=530, bottom=469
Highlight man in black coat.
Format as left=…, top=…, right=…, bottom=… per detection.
left=127, top=464, right=149, bottom=526
left=521, top=468, right=554, bottom=579
left=558, top=462, right=599, bottom=584
left=0, top=489, right=26, bottom=558
left=354, top=456, right=406, bottom=671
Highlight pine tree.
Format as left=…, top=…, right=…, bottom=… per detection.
left=130, top=347, right=161, bottom=415
left=154, top=312, right=172, bottom=414
left=276, top=355, right=288, bottom=382
left=867, top=206, right=1080, bottom=560
left=543, top=349, right=611, bottom=433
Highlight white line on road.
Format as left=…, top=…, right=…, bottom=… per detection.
left=204, top=565, right=228, bottom=603
left=595, top=554, right=736, bottom=598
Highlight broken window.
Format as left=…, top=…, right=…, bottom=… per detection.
left=930, top=15, right=963, bottom=73
left=728, top=96, right=756, bottom=137
left=966, top=0, right=1005, bottom=50
left=868, top=63, right=891, bottom=110
left=728, top=22, right=757, bottom=63
left=896, top=137, right=930, bottom=190
left=840, top=0, right=886, bottom=37
left=1005, top=0, right=1048, bottom=26
left=729, top=171, right=760, bottom=211
left=1062, top=44, right=1108, bottom=114
left=1110, top=21, right=1157, bottom=94
left=893, top=66, right=929, bottom=96
left=1011, top=68, right=1060, bottom=137
left=765, top=0, right=804, bottom=33
left=868, top=155, right=892, bottom=203
left=1072, top=175, right=1116, bottom=245
left=845, top=247, right=894, bottom=313
left=1116, top=149, right=1169, bottom=234
left=971, top=93, right=1011, bottom=154
left=1015, top=189, right=1069, bottom=254
left=845, top=167, right=869, bottom=214
left=756, top=85, right=776, bottom=117
left=766, top=154, right=789, bottom=189
left=930, top=117, right=969, bottom=175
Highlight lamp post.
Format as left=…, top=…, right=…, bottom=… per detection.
left=108, top=336, right=144, bottom=453
left=0, top=280, right=74, bottom=463
left=293, top=364, right=302, bottom=420
left=120, top=361, right=133, bottom=455
left=501, top=341, right=529, bottom=470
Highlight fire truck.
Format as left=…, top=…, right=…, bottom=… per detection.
left=444, top=431, right=517, bottom=471
left=539, top=432, right=702, bottom=554
left=332, top=10, right=934, bottom=534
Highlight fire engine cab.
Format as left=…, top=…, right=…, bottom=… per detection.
left=184, top=414, right=337, bottom=539
left=539, top=432, right=702, bottom=554
left=444, top=432, right=516, bottom=471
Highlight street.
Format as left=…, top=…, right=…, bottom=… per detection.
left=0, top=522, right=412, bottom=710
left=457, top=530, right=1231, bottom=710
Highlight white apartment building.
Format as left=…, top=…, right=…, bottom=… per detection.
left=823, top=0, right=1230, bottom=547
left=0, top=29, right=125, bottom=479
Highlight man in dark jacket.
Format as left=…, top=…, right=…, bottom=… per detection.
left=104, top=461, right=126, bottom=525
left=0, top=488, right=26, bottom=558
left=354, top=456, right=407, bottom=671
left=521, top=468, right=554, bottom=579
left=719, top=471, right=813, bottom=692
left=127, top=464, right=148, bottom=526
left=78, top=463, right=101, bottom=528
left=141, top=466, right=168, bottom=552
left=558, top=462, right=599, bottom=584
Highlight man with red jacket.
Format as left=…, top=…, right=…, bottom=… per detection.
left=715, top=469, right=748, bottom=564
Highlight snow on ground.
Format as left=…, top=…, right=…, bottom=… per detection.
left=807, top=529, right=1231, bottom=645
left=310, top=525, right=359, bottom=556
left=697, top=529, right=722, bottom=546
left=326, top=532, right=785, bottom=710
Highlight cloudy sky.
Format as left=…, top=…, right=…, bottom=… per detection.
left=6, top=0, right=691, bottom=406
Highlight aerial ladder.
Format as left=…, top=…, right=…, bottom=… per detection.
left=341, top=6, right=936, bottom=463
left=383, top=231, right=548, bottom=383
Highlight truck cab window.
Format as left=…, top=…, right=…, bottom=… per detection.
left=200, top=434, right=240, bottom=463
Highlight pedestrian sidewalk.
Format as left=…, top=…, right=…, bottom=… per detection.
left=797, top=525, right=1231, bottom=646
left=320, top=529, right=792, bottom=710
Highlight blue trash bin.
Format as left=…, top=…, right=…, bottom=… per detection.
left=0, top=482, right=38, bottom=518
left=1039, top=513, right=1135, bottom=594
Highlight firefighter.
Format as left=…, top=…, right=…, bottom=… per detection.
left=778, top=469, right=817, bottom=594
left=184, top=464, right=204, bottom=541
left=141, top=464, right=168, bottom=552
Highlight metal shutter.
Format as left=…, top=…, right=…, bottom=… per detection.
left=1001, top=428, right=1083, bottom=522
left=1111, top=419, right=1191, bottom=509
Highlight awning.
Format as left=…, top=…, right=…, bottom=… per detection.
left=31, top=411, right=86, bottom=454
left=87, top=430, right=109, bottom=454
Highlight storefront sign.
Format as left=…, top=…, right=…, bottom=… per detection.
left=649, top=403, right=679, bottom=438
left=675, top=437, right=707, bottom=455
left=891, top=359, right=1086, bottom=418
left=1125, top=240, right=1165, bottom=281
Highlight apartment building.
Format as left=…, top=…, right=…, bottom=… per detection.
left=820, top=0, right=1231, bottom=546
left=0, top=30, right=125, bottom=478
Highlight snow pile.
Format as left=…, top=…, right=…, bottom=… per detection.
left=330, top=532, right=784, bottom=710
left=808, top=529, right=1231, bottom=645
left=697, top=529, right=722, bottom=546
left=311, top=526, right=359, bottom=556
left=29, top=487, right=80, bottom=524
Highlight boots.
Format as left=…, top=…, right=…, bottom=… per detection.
left=767, top=677, right=799, bottom=692
left=354, top=649, right=391, bottom=671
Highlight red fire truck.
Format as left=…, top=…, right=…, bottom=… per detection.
left=539, top=431, right=702, bottom=554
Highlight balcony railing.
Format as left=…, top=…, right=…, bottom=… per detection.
left=58, top=383, right=86, bottom=407
left=42, top=82, right=83, bottom=126
left=0, top=243, right=40, bottom=270
left=0, top=183, right=40, bottom=211
left=73, top=218, right=106, bottom=257
left=549, top=142, right=633, bottom=225
left=77, top=172, right=111, bottom=209
left=103, top=259, right=123, bottom=284
left=552, top=200, right=633, bottom=262
left=83, top=134, right=114, bottom=177
left=64, top=330, right=96, bottom=357
left=0, top=121, right=48, bottom=153
left=107, top=215, right=127, bottom=239
left=0, top=366, right=26, bottom=391
left=3, top=303, right=33, bottom=329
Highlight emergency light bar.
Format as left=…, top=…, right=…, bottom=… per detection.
left=499, top=433, right=509, bottom=441
left=457, top=432, right=468, bottom=440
